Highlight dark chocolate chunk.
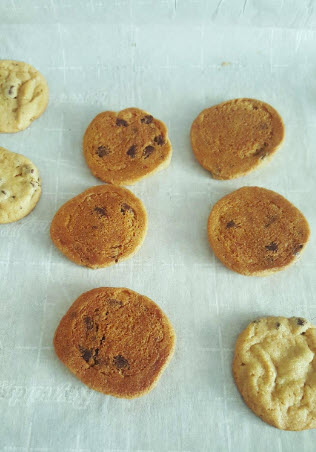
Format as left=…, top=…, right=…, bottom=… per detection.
left=79, top=347, right=92, bottom=363
left=116, top=118, right=128, bottom=127
left=96, top=145, right=110, bottom=157
left=121, top=203, right=134, bottom=214
left=94, top=207, right=107, bottom=217
left=127, top=145, right=137, bottom=158
left=293, top=244, right=303, bottom=256
left=113, top=355, right=129, bottom=369
left=84, top=316, right=94, bottom=330
left=226, top=220, right=236, bottom=229
left=276, top=322, right=281, bottom=329
left=265, top=242, right=278, bottom=252
left=154, top=135, right=164, bottom=145
left=143, top=145, right=155, bottom=159
left=297, top=318, right=305, bottom=326
left=141, top=115, right=153, bottom=124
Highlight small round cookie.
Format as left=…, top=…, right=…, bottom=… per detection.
left=208, top=187, right=310, bottom=276
left=233, top=316, right=316, bottom=430
left=50, top=185, right=147, bottom=268
left=0, top=60, right=49, bottom=133
left=83, top=107, right=172, bottom=185
left=190, top=98, right=285, bottom=179
left=54, top=287, right=176, bottom=398
left=0, top=147, right=41, bottom=223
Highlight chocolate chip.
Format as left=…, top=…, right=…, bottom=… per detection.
left=253, top=106, right=258, bottom=110
left=116, top=118, right=128, bottom=127
left=30, top=169, right=34, bottom=173
left=226, top=220, right=236, bottom=229
left=107, top=298, right=123, bottom=307
left=297, top=318, right=305, bottom=326
left=154, top=135, right=164, bottom=145
left=96, top=145, right=110, bottom=157
left=113, top=355, right=129, bottom=369
left=293, top=244, right=303, bottom=256
left=241, top=363, right=246, bottom=366
left=94, top=207, right=107, bottom=217
left=127, top=145, right=137, bottom=158
left=141, top=115, right=153, bottom=124
left=79, top=347, right=92, bottom=363
left=1, top=190, right=6, bottom=195
left=253, top=319, right=261, bottom=324
left=121, top=203, right=134, bottom=214
left=8, top=85, right=14, bottom=95
left=143, top=145, right=155, bottom=159
left=276, top=322, right=281, bottom=329
left=92, top=225, right=98, bottom=230
left=254, top=147, right=267, bottom=159
left=12, top=196, right=16, bottom=199
left=84, top=316, right=94, bottom=330
left=265, top=242, right=278, bottom=252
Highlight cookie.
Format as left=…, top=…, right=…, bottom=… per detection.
left=0, top=147, right=41, bottom=223
left=233, top=316, right=316, bottom=430
left=50, top=185, right=147, bottom=268
left=0, top=60, right=49, bottom=133
left=190, top=98, right=285, bottom=179
left=54, top=287, right=176, bottom=398
left=208, top=186, right=310, bottom=276
left=83, top=107, right=172, bottom=185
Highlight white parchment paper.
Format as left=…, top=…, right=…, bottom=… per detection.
left=0, top=1, right=316, bottom=450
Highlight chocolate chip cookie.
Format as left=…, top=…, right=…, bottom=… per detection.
left=190, top=98, right=285, bottom=179
left=233, top=316, right=316, bottom=430
left=83, top=107, right=172, bottom=185
left=50, top=185, right=147, bottom=268
left=208, top=187, right=310, bottom=276
left=0, top=146, right=41, bottom=223
left=0, top=60, right=49, bottom=133
left=54, top=287, right=176, bottom=398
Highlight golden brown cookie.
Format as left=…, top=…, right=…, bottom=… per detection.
left=50, top=185, right=147, bottom=268
left=54, top=287, right=176, bottom=399
left=0, top=146, right=41, bottom=223
left=0, top=60, right=49, bottom=133
left=233, top=316, right=316, bottom=430
left=83, top=107, right=172, bottom=185
left=190, top=98, right=285, bottom=179
left=208, top=187, right=310, bottom=276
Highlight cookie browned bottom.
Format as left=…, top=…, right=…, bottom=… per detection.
left=54, top=287, right=176, bottom=399
left=190, top=98, right=284, bottom=180
left=208, top=186, right=310, bottom=276
left=83, top=107, right=172, bottom=185
left=50, top=185, right=147, bottom=268
left=233, top=316, right=316, bottom=430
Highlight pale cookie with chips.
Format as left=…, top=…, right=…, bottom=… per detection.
left=0, top=60, right=49, bottom=133
left=0, top=147, right=41, bottom=223
left=233, top=316, right=316, bottom=430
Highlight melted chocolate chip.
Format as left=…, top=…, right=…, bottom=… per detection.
left=79, top=347, right=92, bottom=363
left=127, top=145, right=137, bottom=158
left=84, top=316, right=94, bottom=330
left=121, top=203, right=134, bottom=214
left=141, top=115, right=153, bottom=124
left=116, top=118, right=128, bottom=127
left=113, top=355, right=129, bottom=369
left=276, top=322, right=281, bottom=329
left=94, top=207, right=107, bottom=217
left=297, top=318, right=305, bottom=326
left=265, top=242, right=278, bottom=252
left=154, top=135, right=164, bottom=145
left=143, top=145, right=155, bottom=159
left=226, top=220, right=236, bottom=229
left=293, top=244, right=303, bottom=256
left=96, top=145, right=110, bottom=157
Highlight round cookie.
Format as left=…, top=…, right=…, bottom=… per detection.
left=233, top=316, right=316, bottom=430
left=83, top=107, right=172, bottom=185
left=50, top=185, right=147, bottom=268
left=54, top=287, right=176, bottom=398
left=0, top=147, right=41, bottom=223
left=190, top=98, right=285, bottom=179
left=207, top=186, right=310, bottom=276
left=0, top=60, right=49, bottom=133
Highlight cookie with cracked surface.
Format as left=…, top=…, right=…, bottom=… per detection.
left=54, top=287, right=176, bottom=398
left=50, top=185, right=147, bottom=268
left=83, top=107, right=172, bottom=185
left=190, top=98, right=284, bottom=179
left=0, top=147, right=41, bottom=223
left=233, top=316, right=316, bottom=430
left=207, top=186, right=310, bottom=276
left=0, top=60, right=48, bottom=133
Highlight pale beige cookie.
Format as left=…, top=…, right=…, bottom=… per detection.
left=0, top=60, right=49, bottom=133
left=0, top=147, right=41, bottom=223
left=233, top=316, right=316, bottom=430
left=208, top=187, right=310, bottom=276
left=83, top=107, right=172, bottom=185
left=190, top=98, right=285, bottom=179
left=50, top=185, right=147, bottom=268
left=54, top=287, right=176, bottom=398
